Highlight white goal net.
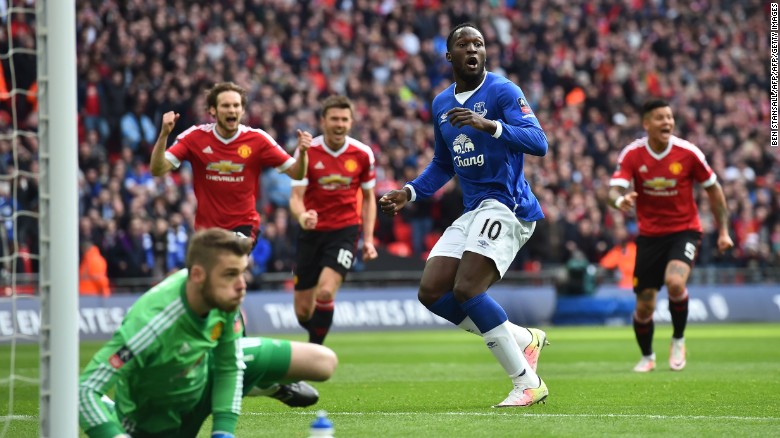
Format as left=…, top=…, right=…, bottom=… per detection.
left=0, top=1, right=78, bottom=437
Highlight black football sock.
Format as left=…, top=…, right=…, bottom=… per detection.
left=633, top=312, right=655, bottom=356
left=669, top=289, right=689, bottom=339
left=308, top=299, right=335, bottom=345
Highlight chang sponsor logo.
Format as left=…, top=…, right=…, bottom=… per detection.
left=452, top=134, right=475, bottom=154
left=452, top=133, right=484, bottom=168
left=454, top=154, right=485, bottom=167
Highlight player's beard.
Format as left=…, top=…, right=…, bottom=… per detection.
left=216, top=116, right=240, bottom=138
left=201, top=274, right=241, bottom=313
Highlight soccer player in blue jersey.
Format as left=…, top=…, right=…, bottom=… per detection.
left=379, top=23, right=549, bottom=407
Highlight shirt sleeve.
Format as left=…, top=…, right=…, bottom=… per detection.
left=690, top=147, right=717, bottom=188
left=493, top=83, right=548, bottom=156
left=407, top=122, right=455, bottom=201
left=78, top=322, right=152, bottom=438
left=254, top=131, right=294, bottom=172
left=609, top=148, right=634, bottom=188
left=210, top=312, right=244, bottom=435
left=360, top=148, right=377, bottom=189
left=166, top=128, right=199, bottom=170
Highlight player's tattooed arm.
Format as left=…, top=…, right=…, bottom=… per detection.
left=705, top=182, right=734, bottom=252
left=705, top=182, right=729, bottom=230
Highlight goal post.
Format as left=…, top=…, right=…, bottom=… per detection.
left=36, top=0, right=79, bottom=437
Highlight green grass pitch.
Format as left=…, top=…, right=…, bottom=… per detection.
left=1, top=323, right=779, bottom=437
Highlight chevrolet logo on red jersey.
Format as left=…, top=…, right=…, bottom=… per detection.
left=643, top=177, right=677, bottom=190
left=318, top=174, right=352, bottom=186
left=207, top=161, right=244, bottom=175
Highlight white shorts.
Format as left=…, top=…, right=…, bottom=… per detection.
left=427, top=199, right=536, bottom=277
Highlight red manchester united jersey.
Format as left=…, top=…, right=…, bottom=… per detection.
left=610, top=136, right=716, bottom=237
left=291, top=135, right=376, bottom=231
left=165, top=123, right=294, bottom=231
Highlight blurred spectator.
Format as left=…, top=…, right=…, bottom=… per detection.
left=106, top=216, right=152, bottom=279
left=119, top=90, right=157, bottom=160
left=599, top=224, right=637, bottom=290
left=399, top=164, right=433, bottom=258
left=0, top=0, right=771, bottom=291
left=261, top=167, right=293, bottom=211
left=79, top=239, right=111, bottom=297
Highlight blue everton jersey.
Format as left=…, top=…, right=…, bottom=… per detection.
left=408, top=72, right=547, bottom=221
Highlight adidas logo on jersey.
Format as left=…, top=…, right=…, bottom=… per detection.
left=639, top=165, right=648, bottom=173
left=178, top=342, right=191, bottom=354
left=202, top=146, right=214, bottom=154
left=314, top=161, right=325, bottom=170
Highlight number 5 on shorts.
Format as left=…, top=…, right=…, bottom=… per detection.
left=684, top=242, right=696, bottom=260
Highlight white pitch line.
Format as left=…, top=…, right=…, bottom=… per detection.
left=0, top=415, right=36, bottom=421
left=7, top=412, right=776, bottom=423
left=244, top=411, right=780, bottom=422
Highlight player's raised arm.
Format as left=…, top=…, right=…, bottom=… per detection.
left=150, top=111, right=179, bottom=176
left=283, top=129, right=312, bottom=180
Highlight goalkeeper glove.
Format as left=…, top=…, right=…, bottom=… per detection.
left=211, top=433, right=235, bottom=438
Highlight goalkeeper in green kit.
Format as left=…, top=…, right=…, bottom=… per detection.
left=78, top=228, right=338, bottom=438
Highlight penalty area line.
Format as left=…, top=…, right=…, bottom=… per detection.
left=244, top=411, right=780, bottom=422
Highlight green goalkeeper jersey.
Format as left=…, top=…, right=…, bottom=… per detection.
left=78, top=269, right=244, bottom=437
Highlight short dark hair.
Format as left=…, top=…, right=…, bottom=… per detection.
left=446, top=23, right=482, bottom=51
left=641, top=99, right=670, bottom=118
left=185, top=228, right=253, bottom=272
left=205, top=82, right=248, bottom=110
left=320, top=95, right=354, bottom=118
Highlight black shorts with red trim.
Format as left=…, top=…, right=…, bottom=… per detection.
left=633, top=230, right=702, bottom=293
left=294, top=225, right=359, bottom=291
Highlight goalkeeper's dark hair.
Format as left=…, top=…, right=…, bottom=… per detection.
left=641, top=99, right=671, bottom=119
left=206, top=82, right=248, bottom=110
left=446, top=22, right=483, bottom=51
left=320, top=95, right=354, bottom=119
left=186, top=228, right=252, bottom=272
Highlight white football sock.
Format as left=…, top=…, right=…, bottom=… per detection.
left=481, top=321, right=539, bottom=389
left=459, top=317, right=533, bottom=348
left=458, top=316, right=481, bottom=334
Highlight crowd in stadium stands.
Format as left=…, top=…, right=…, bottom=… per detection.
left=0, top=0, right=777, bottom=292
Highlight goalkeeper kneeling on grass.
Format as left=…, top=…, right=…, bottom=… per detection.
left=78, top=228, right=338, bottom=438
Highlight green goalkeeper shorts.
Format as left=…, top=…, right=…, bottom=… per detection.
left=239, top=336, right=293, bottom=394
